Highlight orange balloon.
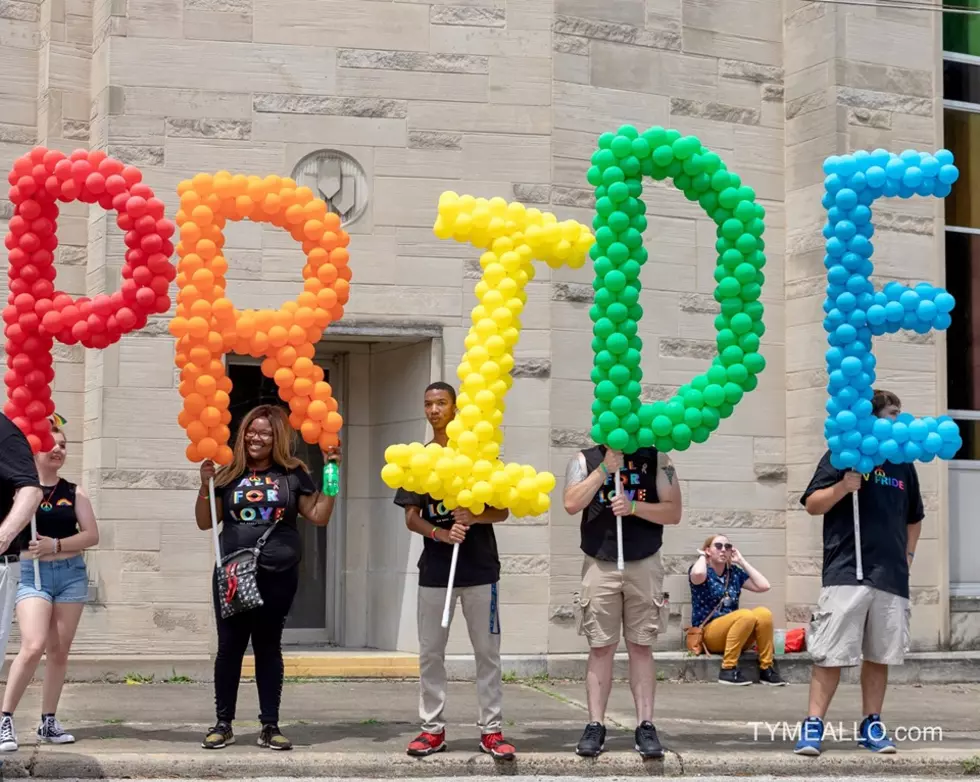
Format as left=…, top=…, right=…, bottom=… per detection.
left=293, top=357, right=314, bottom=377
left=276, top=346, right=297, bottom=366
left=313, top=381, right=332, bottom=401
left=187, top=420, right=208, bottom=443
left=261, top=357, right=279, bottom=377
left=317, top=264, right=338, bottom=286
left=300, top=420, right=320, bottom=443
left=195, top=375, right=217, bottom=396
left=324, top=411, right=342, bottom=434
left=268, top=325, right=289, bottom=348
left=274, top=367, right=295, bottom=388
left=198, top=437, right=218, bottom=458
left=177, top=410, right=192, bottom=428
left=185, top=393, right=206, bottom=415
left=186, top=443, right=201, bottom=462
left=331, top=247, right=350, bottom=268
left=201, top=407, right=222, bottom=428
left=288, top=411, right=303, bottom=430
left=216, top=445, right=234, bottom=465
left=307, top=399, right=327, bottom=421
left=288, top=324, right=308, bottom=346
left=292, top=377, right=313, bottom=397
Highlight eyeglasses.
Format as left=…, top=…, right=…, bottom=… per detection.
left=245, top=430, right=274, bottom=442
left=713, top=542, right=733, bottom=551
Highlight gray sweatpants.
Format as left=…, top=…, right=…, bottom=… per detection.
left=417, top=583, right=502, bottom=735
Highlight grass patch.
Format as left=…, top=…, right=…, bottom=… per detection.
left=360, top=718, right=381, bottom=725
left=164, top=669, right=193, bottom=684
left=104, top=718, right=124, bottom=725
left=962, top=756, right=980, bottom=775
left=656, top=670, right=666, bottom=681
left=124, top=672, right=154, bottom=685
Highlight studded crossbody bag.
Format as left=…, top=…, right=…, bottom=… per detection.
left=214, top=478, right=288, bottom=620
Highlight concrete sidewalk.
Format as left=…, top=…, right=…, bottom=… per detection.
left=0, top=680, right=977, bottom=778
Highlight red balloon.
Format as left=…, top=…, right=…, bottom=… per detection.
left=18, top=313, right=38, bottom=333
left=131, top=183, right=152, bottom=199
left=132, top=266, right=153, bottom=286
left=70, top=159, right=92, bottom=181
left=11, top=386, right=31, bottom=404
left=126, top=196, right=147, bottom=218
left=41, top=311, right=62, bottom=333
left=86, top=313, right=105, bottom=333
left=70, top=320, right=88, bottom=341
left=85, top=172, right=106, bottom=194
left=60, top=304, right=79, bottom=327
left=39, top=432, right=54, bottom=453
left=59, top=180, right=79, bottom=201
left=3, top=403, right=21, bottom=419
left=8, top=216, right=26, bottom=235
left=2, top=306, right=17, bottom=325
left=154, top=295, right=170, bottom=314
left=135, top=288, right=156, bottom=309
left=150, top=275, right=169, bottom=296
left=53, top=159, right=72, bottom=181
left=13, top=293, right=34, bottom=313
left=146, top=198, right=166, bottom=219
left=141, top=233, right=163, bottom=254
left=26, top=434, right=41, bottom=452
left=19, top=200, right=41, bottom=221
left=4, top=371, right=20, bottom=388
left=116, top=307, right=136, bottom=329
left=98, top=157, right=123, bottom=177
left=16, top=176, right=36, bottom=197
left=135, top=215, right=156, bottom=234
left=32, top=280, right=54, bottom=299
left=122, top=166, right=142, bottom=186
left=43, top=150, right=63, bottom=171
left=105, top=174, right=127, bottom=195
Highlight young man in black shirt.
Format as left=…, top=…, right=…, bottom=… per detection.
left=563, top=444, right=681, bottom=759
left=394, top=382, right=515, bottom=760
left=795, top=389, right=923, bottom=756
left=0, top=414, right=43, bottom=667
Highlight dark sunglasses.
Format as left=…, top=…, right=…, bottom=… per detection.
left=714, top=542, right=733, bottom=551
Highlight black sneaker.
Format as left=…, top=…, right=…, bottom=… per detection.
left=760, top=666, right=786, bottom=686
left=202, top=721, right=234, bottom=749
left=634, top=721, right=664, bottom=759
left=575, top=721, right=606, bottom=757
left=718, top=667, right=751, bottom=686
left=257, top=724, right=292, bottom=750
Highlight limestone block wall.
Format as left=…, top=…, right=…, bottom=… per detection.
left=0, top=0, right=951, bottom=655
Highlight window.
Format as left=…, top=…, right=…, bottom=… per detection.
left=944, top=2, right=980, bottom=460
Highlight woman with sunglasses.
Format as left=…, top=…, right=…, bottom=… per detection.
left=688, top=535, right=784, bottom=686
left=195, top=404, right=341, bottom=752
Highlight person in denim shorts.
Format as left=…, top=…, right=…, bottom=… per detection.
left=0, top=422, right=99, bottom=752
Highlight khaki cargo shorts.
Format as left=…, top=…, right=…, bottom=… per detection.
left=574, top=552, right=667, bottom=648
left=808, top=585, right=911, bottom=668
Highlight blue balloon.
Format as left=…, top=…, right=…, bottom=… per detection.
left=903, top=442, right=922, bottom=461
left=823, top=157, right=840, bottom=175
left=907, top=420, right=928, bottom=441
left=866, top=166, right=886, bottom=187
left=872, top=417, right=893, bottom=439
left=917, top=300, right=937, bottom=321
left=882, top=179, right=900, bottom=197
left=837, top=410, right=858, bottom=430
left=940, top=441, right=961, bottom=460
left=920, top=157, right=939, bottom=177
left=936, top=313, right=952, bottom=330
left=923, top=432, right=943, bottom=454
left=854, top=398, right=873, bottom=419
left=939, top=164, right=959, bottom=184
left=936, top=148, right=954, bottom=165
left=839, top=449, right=860, bottom=469
left=900, top=149, right=921, bottom=165
left=852, top=205, right=872, bottom=225
left=935, top=292, right=955, bottom=313
left=849, top=235, right=872, bottom=257
left=938, top=419, right=959, bottom=440
left=892, top=421, right=909, bottom=443
left=897, top=412, right=915, bottom=425
left=843, top=430, right=862, bottom=449
left=836, top=324, right=857, bottom=343
left=828, top=265, right=849, bottom=285
left=835, top=189, right=858, bottom=210
left=867, top=304, right=886, bottom=325
left=828, top=435, right=841, bottom=452
left=885, top=158, right=906, bottom=179
left=837, top=292, right=857, bottom=312
left=835, top=220, right=857, bottom=240
left=826, top=347, right=843, bottom=367
left=899, top=290, right=920, bottom=310
left=860, top=435, right=879, bottom=455
left=880, top=439, right=900, bottom=461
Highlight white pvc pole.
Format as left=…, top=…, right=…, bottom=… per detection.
left=441, top=543, right=460, bottom=629
left=615, top=468, right=624, bottom=571
left=30, top=515, right=40, bottom=590
left=209, top=477, right=221, bottom=570
left=852, top=480, right=863, bottom=581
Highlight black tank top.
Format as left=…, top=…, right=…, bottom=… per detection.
left=35, top=479, right=79, bottom=539
left=580, top=446, right=663, bottom=562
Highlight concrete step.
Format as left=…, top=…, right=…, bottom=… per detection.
left=4, top=650, right=979, bottom=684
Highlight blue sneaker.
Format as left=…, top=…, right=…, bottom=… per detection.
left=858, top=714, right=896, bottom=753
left=794, top=716, right=824, bottom=755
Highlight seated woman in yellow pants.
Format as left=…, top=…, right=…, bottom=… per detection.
left=689, top=535, right=785, bottom=686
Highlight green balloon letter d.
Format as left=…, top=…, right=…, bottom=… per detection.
left=588, top=125, right=767, bottom=454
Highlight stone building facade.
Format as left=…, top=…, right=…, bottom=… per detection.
left=1, top=0, right=975, bottom=660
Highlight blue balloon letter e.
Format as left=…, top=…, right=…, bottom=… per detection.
left=821, top=149, right=963, bottom=473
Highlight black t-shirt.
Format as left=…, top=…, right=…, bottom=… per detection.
left=580, top=446, right=663, bottom=562
left=800, top=450, right=924, bottom=599
left=218, top=465, right=316, bottom=572
left=0, top=414, right=40, bottom=552
left=394, top=489, right=500, bottom=589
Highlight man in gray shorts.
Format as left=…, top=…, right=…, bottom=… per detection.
left=794, top=390, right=923, bottom=756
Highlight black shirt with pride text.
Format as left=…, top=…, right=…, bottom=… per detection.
left=219, top=465, right=316, bottom=572
left=801, top=451, right=924, bottom=599
left=394, top=488, right=500, bottom=589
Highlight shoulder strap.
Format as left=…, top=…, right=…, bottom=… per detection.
left=698, top=569, right=731, bottom=629
left=251, top=472, right=291, bottom=552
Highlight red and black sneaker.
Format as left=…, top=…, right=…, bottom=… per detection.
left=407, top=731, right=446, bottom=757
left=480, top=732, right=516, bottom=760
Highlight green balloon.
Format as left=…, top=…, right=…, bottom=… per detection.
left=590, top=424, right=604, bottom=442
left=631, top=137, right=651, bottom=158
left=608, top=364, right=631, bottom=385
left=590, top=367, right=606, bottom=385
left=627, top=179, right=644, bottom=197
left=595, top=226, right=616, bottom=246
left=722, top=249, right=743, bottom=270
left=699, top=191, right=719, bottom=212
left=718, top=402, right=735, bottom=419
left=747, top=218, right=765, bottom=237
left=692, top=426, right=710, bottom=444
left=591, top=337, right=603, bottom=353
left=595, top=350, right=615, bottom=369
left=596, top=149, right=616, bottom=168
left=598, top=132, right=615, bottom=149
left=607, top=332, right=628, bottom=355
left=724, top=382, right=744, bottom=404
left=734, top=200, right=755, bottom=221
left=714, top=329, right=736, bottom=351
left=595, top=288, right=615, bottom=308
left=589, top=304, right=603, bottom=322
left=706, top=365, right=727, bottom=385
left=744, top=374, right=759, bottom=392
left=691, top=374, right=709, bottom=391
left=652, top=415, right=673, bottom=436
left=622, top=412, right=640, bottom=433
left=703, top=384, right=725, bottom=407
left=721, top=346, right=744, bottom=367
left=587, top=166, right=603, bottom=186
left=752, top=320, right=766, bottom=337
left=618, top=124, right=639, bottom=139
left=596, top=380, right=617, bottom=401
left=717, top=276, right=740, bottom=298
left=623, top=348, right=641, bottom=368
left=711, top=170, right=732, bottom=191
left=743, top=352, right=766, bottom=374
left=621, top=319, right=639, bottom=339
left=594, top=317, right=615, bottom=339
left=631, top=366, right=643, bottom=383
left=598, top=410, right=619, bottom=432
left=625, top=380, right=642, bottom=400
left=621, top=260, right=641, bottom=281
left=607, top=302, right=628, bottom=323
left=591, top=399, right=606, bottom=417
left=622, top=156, right=641, bottom=177
left=622, top=228, right=643, bottom=249
left=740, top=283, right=762, bottom=302
left=718, top=187, right=740, bottom=209
left=720, top=297, right=743, bottom=317
left=604, top=269, right=627, bottom=292
left=611, top=135, right=633, bottom=158
left=607, top=181, right=629, bottom=202
left=630, top=214, right=648, bottom=232
left=683, top=388, right=704, bottom=408
left=684, top=407, right=703, bottom=428
left=721, top=219, right=743, bottom=240
left=610, top=395, right=632, bottom=417
left=608, top=210, right=629, bottom=231
left=637, top=427, right=655, bottom=447
left=608, top=242, right=629, bottom=264
left=726, top=363, right=749, bottom=385
left=734, top=263, right=757, bottom=284
left=700, top=406, right=720, bottom=430
left=652, top=145, right=673, bottom=166
left=608, top=428, right=629, bottom=450
left=714, top=314, right=729, bottom=332
left=596, top=197, right=615, bottom=217
left=655, top=436, right=674, bottom=452
left=672, top=423, right=692, bottom=444
left=602, top=166, right=625, bottom=186
left=730, top=312, right=753, bottom=335
left=638, top=406, right=655, bottom=427
left=739, top=333, right=760, bottom=354
left=736, top=233, right=758, bottom=254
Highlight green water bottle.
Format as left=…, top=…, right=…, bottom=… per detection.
left=323, top=461, right=340, bottom=497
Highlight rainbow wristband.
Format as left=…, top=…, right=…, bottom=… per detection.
left=599, top=463, right=609, bottom=475
left=631, top=500, right=637, bottom=515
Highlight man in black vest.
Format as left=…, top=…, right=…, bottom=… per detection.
left=563, top=444, right=682, bottom=758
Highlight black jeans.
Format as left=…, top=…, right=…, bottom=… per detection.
left=212, top=565, right=298, bottom=726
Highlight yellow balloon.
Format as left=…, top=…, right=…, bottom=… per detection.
left=517, top=476, right=537, bottom=500
left=411, top=453, right=431, bottom=476
left=472, top=481, right=493, bottom=504
left=536, top=472, right=557, bottom=494
left=381, top=463, right=404, bottom=489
